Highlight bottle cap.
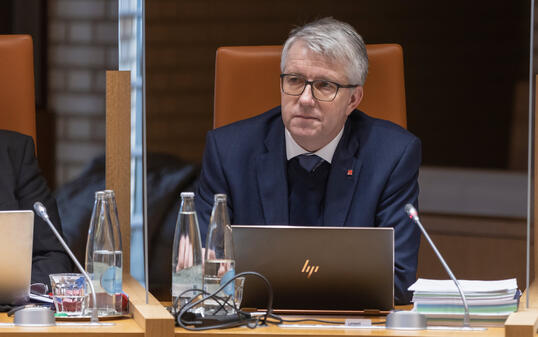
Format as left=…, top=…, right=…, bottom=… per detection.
left=181, top=192, right=195, bottom=198
left=95, top=191, right=106, bottom=199
left=103, top=190, right=115, bottom=197
left=214, top=193, right=227, bottom=201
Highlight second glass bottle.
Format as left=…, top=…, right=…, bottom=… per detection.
left=203, top=194, right=236, bottom=315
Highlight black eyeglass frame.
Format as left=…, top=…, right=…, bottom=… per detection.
left=279, top=73, right=359, bottom=102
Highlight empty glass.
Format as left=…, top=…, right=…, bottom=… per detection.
left=233, top=277, right=245, bottom=310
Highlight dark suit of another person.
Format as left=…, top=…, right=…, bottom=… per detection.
left=0, top=130, right=73, bottom=287
left=196, top=107, right=421, bottom=304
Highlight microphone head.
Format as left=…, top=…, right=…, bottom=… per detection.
left=405, top=203, right=419, bottom=220
left=33, top=202, right=49, bottom=220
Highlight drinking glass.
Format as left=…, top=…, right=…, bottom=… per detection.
left=233, top=277, right=245, bottom=310
left=50, top=273, right=88, bottom=316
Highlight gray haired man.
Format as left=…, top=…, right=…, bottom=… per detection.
left=196, top=17, right=422, bottom=304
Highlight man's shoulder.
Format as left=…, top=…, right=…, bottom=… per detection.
left=202, top=107, right=283, bottom=174
left=349, top=110, right=419, bottom=144
left=0, top=130, right=33, bottom=153
left=210, top=106, right=282, bottom=140
left=0, top=129, right=32, bottom=142
left=0, top=131, right=36, bottom=184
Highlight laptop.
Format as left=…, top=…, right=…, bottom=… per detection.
left=232, top=225, right=394, bottom=314
left=0, top=210, right=34, bottom=305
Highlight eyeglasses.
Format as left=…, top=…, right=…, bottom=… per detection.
left=280, top=73, right=359, bottom=102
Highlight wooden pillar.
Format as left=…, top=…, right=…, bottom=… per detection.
left=123, top=275, right=175, bottom=336
left=534, top=75, right=538, bottom=285
left=105, top=70, right=131, bottom=276
left=505, top=75, right=538, bottom=337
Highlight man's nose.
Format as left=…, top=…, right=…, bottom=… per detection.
left=298, top=83, right=316, bottom=106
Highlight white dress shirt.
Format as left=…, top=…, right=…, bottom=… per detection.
left=285, top=127, right=344, bottom=163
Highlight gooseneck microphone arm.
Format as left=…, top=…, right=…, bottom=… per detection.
left=33, top=202, right=99, bottom=323
left=405, top=204, right=470, bottom=328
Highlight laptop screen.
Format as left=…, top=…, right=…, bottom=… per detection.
left=0, top=210, right=34, bottom=305
left=232, top=225, right=394, bottom=313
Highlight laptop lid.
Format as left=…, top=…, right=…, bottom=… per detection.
left=0, top=210, right=34, bottom=305
left=232, top=225, right=394, bottom=313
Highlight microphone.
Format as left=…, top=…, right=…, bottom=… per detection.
left=404, top=203, right=470, bottom=328
left=33, top=202, right=99, bottom=323
left=404, top=204, right=419, bottom=222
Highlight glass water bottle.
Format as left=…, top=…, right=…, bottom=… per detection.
left=171, top=192, right=203, bottom=311
left=203, top=194, right=236, bottom=315
left=103, top=190, right=123, bottom=313
left=85, top=191, right=118, bottom=315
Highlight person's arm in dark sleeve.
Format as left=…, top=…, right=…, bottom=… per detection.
left=195, top=131, right=233, bottom=243
left=376, top=136, right=422, bottom=304
left=14, top=136, right=73, bottom=287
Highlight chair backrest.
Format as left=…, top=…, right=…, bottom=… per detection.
left=0, top=35, right=37, bottom=143
left=214, top=44, right=407, bottom=129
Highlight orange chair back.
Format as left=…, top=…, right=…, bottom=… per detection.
left=214, top=44, right=407, bottom=129
left=0, top=35, right=37, bottom=143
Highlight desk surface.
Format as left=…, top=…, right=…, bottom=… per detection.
left=0, top=313, right=509, bottom=337
left=0, top=285, right=529, bottom=337
left=0, top=275, right=168, bottom=337
left=0, top=311, right=520, bottom=337
left=173, top=315, right=508, bottom=337
left=0, top=313, right=143, bottom=336
left=175, top=327, right=506, bottom=337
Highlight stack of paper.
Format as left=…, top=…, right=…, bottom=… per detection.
left=408, top=278, right=519, bottom=327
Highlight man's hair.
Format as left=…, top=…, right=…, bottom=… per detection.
left=281, top=17, right=368, bottom=86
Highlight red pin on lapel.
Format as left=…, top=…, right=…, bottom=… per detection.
left=347, top=169, right=353, bottom=176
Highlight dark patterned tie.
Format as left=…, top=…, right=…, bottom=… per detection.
left=297, top=154, right=324, bottom=172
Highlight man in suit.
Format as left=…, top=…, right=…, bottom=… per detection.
left=0, top=130, right=73, bottom=289
left=196, top=17, right=421, bottom=304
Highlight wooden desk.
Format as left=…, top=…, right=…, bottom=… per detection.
left=175, top=326, right=506, bottom=337
left=173, top=305, right=510, bottom=336
left=174, top=315, right=508, bottom=337
left=0, top=313, right=143, bottom=337
left=0, top=278, right=523, bottom=337
left=0, top=275, right=174, bottom=337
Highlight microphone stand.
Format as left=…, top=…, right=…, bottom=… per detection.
left=34, top=202, right=99, bottom=323
left=405, top=204, right=470, bottom=328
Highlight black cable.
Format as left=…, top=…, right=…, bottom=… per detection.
left=175, top=271, right=274, bottom=330
left=171, top=287, right=240, bottom=317
left=171, top=271, right=384, bottom=330
left=271, top=313, right=386, bottom=326
left=276, top=314, right=386, bottom=326
left=276, top=315, right=346, bottom=325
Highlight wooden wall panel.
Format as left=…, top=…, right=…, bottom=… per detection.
left=145, top=0, right=529, bottom=168
left=418, top=214, right=529, bottom=289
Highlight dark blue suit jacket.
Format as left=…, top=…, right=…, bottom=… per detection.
left=196, top=107, right=421, bottom=304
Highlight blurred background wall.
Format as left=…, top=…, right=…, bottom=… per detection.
left=1, top=0, right=534, bottom=298
left=144, top=0, right=530, bottom=170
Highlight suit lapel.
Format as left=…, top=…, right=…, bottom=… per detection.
left=256, top=120, right=289, bottom=224
left=324, top=121, right=362, bottom=227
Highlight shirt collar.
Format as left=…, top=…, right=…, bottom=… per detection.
left=285, top=127, right=344, bottom=164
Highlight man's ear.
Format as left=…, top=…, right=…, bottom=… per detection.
left=346, top=86, right=363, bottom=116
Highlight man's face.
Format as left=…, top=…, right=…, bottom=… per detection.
left=281, top=40, right=363, bottom=152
